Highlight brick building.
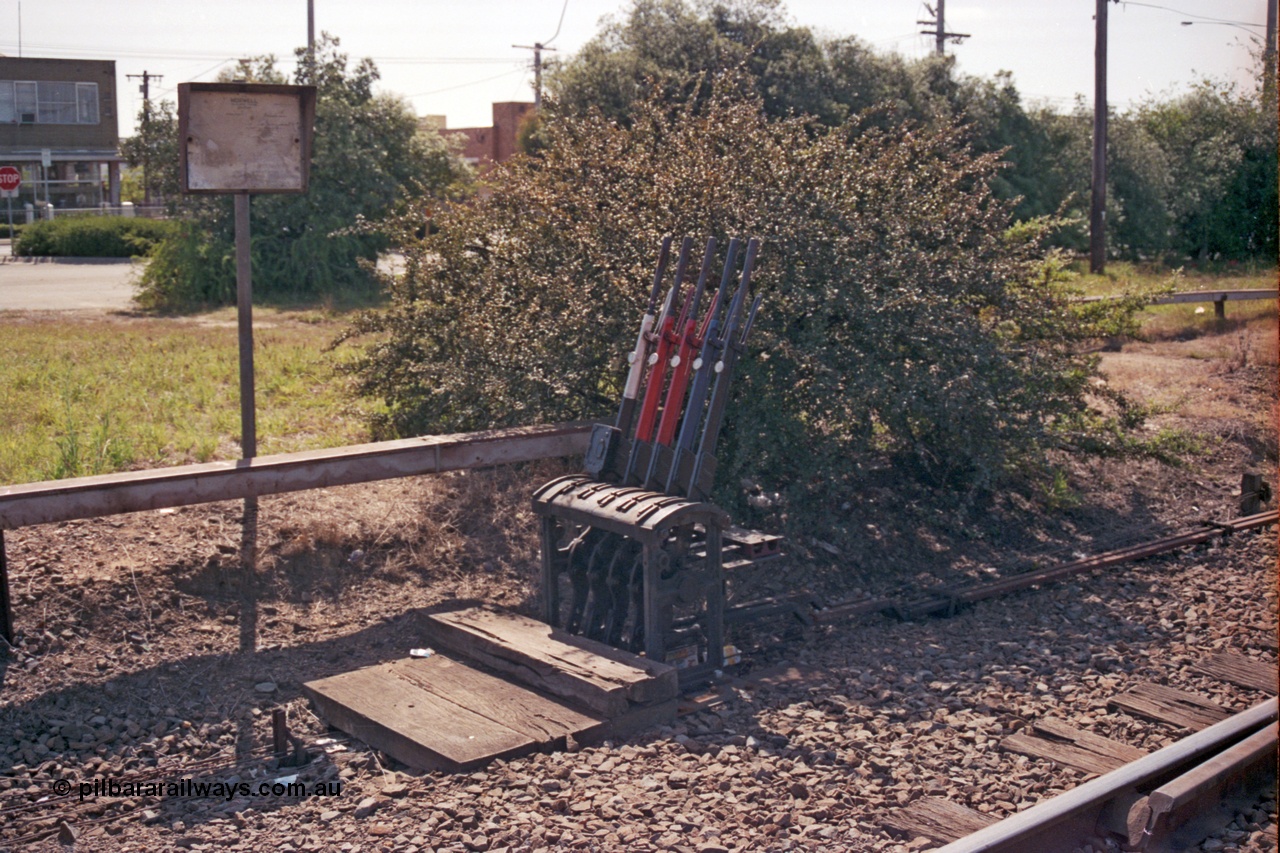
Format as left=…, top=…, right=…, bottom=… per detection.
left=0, top=57, right=123, bottom=208
left=429, top=101, right=534, bottom=169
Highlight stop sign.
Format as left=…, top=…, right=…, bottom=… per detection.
left=0, top=166, right=19, bottom=193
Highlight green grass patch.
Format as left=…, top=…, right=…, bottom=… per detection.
left=1064, top=260, right=1277, bottom=343
left=0, top=310, right=382, bottom=486
left=1069, top=259, right=1277, bottom=299
left=1139, top=298, right=1278, bottom=342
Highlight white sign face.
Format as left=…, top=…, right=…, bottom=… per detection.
left=181, top=85, right=314, bottom=193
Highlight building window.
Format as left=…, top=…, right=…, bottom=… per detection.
left=77, top=83, right=99, bottom=123
left=0, top=80, right=99, bottom=124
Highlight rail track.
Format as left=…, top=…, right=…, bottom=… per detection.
left=936, top=698, right=1277, bottom=853
left=0, top=505, right=1273, bottom=850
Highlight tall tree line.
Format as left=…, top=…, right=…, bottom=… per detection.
left=544, top=0, right=1277, bottom=263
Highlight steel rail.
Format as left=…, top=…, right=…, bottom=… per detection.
left=1139, top=722, right=1278, bottom=851
left=843, top=510, right=1279, bottom=622
left=936, top=698, right=1278, bottom=853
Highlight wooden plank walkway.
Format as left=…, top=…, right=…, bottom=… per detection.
left=304, top=606, right=679, bottom=772
left=1109, top=683, right=1232, bottom=731
left=1001, top=718, right=1148, bottom=776
left=303, top=653, right=599, bottom=772
left=1192, top=653, right=1278, bottom=696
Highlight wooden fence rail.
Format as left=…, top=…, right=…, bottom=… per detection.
left=1082, top=288, right=1277, bottom=319
left=0, top=421, right=593, bottom=641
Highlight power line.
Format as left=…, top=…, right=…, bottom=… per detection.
left=0, top=40, right=519, bottom=66
left=151, top=58, right=241, bottom=100
left=1118, top=1, right=1265, bottom=28
left=405, top=68, right=526, bottom=99
left=543, top=0, right=571, bottom=46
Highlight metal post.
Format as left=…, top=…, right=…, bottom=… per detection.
left=272, top=708, right=288, bottom=754
left=0, top=529, right=12, bottom=645
left=643, top=542, right=661, bottom=663
left=1090, top=0, right=1110, bottom=274
left=540, top=517, right=558, bottom=624
left=706, top=522, right=725, bottom=670
left=234, top=193, right=256, bottom=459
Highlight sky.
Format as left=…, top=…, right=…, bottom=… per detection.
left=0, top=0, right=1269, bottom=137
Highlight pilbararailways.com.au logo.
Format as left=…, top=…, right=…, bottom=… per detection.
left=55, top=777, right=343, bottom=802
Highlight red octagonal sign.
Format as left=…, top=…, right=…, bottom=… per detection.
left=0, top=166, right=21, bottom=193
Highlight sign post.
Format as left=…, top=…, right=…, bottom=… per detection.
left=0, top=166, right=20, bottom=256
left=178, top=82, right=316, bottom=461
left=178, top=82, right=315, bottom=653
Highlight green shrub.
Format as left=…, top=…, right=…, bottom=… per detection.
left=133, top=222, right=236, bottom=309
left=14, top=216, right=177, bottom=258
left=341, top=77, right=1143, bottom=528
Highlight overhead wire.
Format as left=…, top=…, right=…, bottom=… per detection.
left=404, top=67, right=527, bottom=98
left=1117, top=1, right=1265, bottom=28
left=543, top=0, right=571, bottom=47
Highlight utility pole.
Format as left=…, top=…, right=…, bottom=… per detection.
left=127, top=70, right=162, bottom=206
left=515, top=1, right=569, bottom=111
left=1265, top=0, right=1277, bottom=118
left=305, top=0, right=316, bottom=81
left=1090, top=0, right=1112, bottom=274
left=918, top=1, right=970, bottom=56
left=512, top=42, right=557, bottom=109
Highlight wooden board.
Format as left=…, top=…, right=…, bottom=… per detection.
left=423, top=606, right=678, bottom=716
left=1192, top=653, right=1278, bottom=695
left=0, top=420, right=590, bottom=529
left=391, top=655, right=602, bottom=743
left=302, top=652, right=605, bottom=772
left=883, top=796, right=998, bottom=843
left=1109, top=683, right=1232, bottom=731
left=1000, top=718, right=1147, bottom=776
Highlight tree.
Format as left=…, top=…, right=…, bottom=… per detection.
left=548, top=1, right=1078, bottom=241
left=137, top=34, right=472, bottom=308
left=340, top=78, right=1137, bottom=532
left=1105, top=114, right=1173, bottom=259
left=1136, top=79, right=1277, bottom=260
left=548, top=0, right=842, bottom=124
left=119, top=100, right=180, bottom=206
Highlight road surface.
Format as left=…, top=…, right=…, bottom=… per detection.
left=0, top=248, right=140, bottom=312
left=0, top=241, right=405, bottom=312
